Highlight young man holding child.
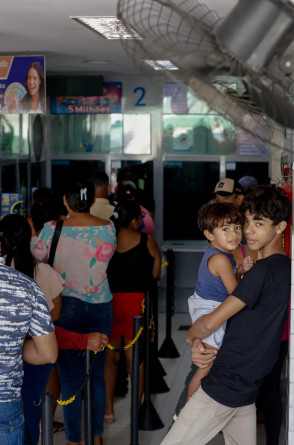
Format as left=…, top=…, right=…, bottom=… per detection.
left=186, top=201, right=253, bottom=400
left=161, top=184, right=291, bottom=445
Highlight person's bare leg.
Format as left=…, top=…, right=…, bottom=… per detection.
left=186, top=343, right=217, bottom=402
left=104, top=338, right=122, bottom=421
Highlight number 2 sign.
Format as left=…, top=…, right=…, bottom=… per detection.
left=133, top=86, right=146, bottom=106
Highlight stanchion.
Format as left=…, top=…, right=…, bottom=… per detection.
left=84, top=349, right=94, bottom=445
left=130, top=315, right=142, bottom=445
left=139, top=291, right=164, bottom=430
left=158, top=249, right=180, bottom=358
left=149, top=280, right=169, bottom=394
left=41, top=392, right=53, bottom=445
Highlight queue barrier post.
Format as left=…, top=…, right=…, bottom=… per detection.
left=130, top=315, right=143, bottom=445
left=149, top=280, right=169, bottom=394
left=158, top=249, right=180, bottom=359
left=41, top=392, right=53, bottom=445
left=84, top=349, right=94, bottom=445
left=139, top=291, right=164, bottom=431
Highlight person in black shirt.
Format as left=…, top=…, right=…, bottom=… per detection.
left=161, top=185, right=291, bottom=445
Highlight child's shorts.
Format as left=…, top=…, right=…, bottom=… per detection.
left=187, top=292, right=227, bottom=349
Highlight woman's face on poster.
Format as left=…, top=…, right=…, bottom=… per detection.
left=27, top=67, right=41, bottom=97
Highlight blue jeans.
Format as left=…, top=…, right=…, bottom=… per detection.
left=0, top=401, right=24, bottom=445
left=55, top=297, right=113, bottom=443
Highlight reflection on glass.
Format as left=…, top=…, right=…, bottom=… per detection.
left=163, top=114, right=238, bottom=155
left=123, top=115, right=151, bottom=154
left=22, top=115, right=29, bottom=156
left=164, top=161, right=219, bottom=241
left=51, top=114, right=123, bottom=154
left=110, top=160, right=154, bottom=213
left=1, top=115, right=21, bottom=156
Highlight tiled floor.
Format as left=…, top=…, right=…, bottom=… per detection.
left=50, top=313, right=285, bottom=445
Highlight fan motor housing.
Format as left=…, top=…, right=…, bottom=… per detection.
left=215, top=0, right=294, bottom=72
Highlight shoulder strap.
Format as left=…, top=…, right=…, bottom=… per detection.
left=48, top=220, right=64, bottom=267
left=239, top=245, right=246, bottom=258
left=140, top=232, right=148, bottom=246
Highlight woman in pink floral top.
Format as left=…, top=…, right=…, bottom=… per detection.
left=32, top=179, right=116, bottom=445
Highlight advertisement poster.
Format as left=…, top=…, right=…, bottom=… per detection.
left=51, top=82, right=122, bottom=114
left=1, top=193, right=23, bottom=216
left=163, top=83, right=188, bottom=114
left=0, top=56, right=45, bottom=114
left=238, top=130, right=266, bottom=155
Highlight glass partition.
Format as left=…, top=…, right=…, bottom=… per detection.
left=123, top=115, right=151, bottom=154
left=162, top=114, right=238, bottom=155
left=51, top=114, right=123, bottom=154
left=1, top=114, right=21, bottom=157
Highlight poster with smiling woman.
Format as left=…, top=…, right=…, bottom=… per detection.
left=0, top=55, right=45, bottom=114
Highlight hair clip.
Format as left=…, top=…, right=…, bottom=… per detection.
left=126, top=190, right=131, bottom=195
left=113, top=211, right=119, bottom=219
left=80, top=188, right=87, bottom=201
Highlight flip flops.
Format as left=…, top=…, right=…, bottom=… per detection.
left=52, top=421, right=65, bottom=433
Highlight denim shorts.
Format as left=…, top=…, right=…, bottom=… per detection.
left=0, top=401, right=24, bottom=445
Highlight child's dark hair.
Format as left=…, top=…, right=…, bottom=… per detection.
left=0, top=214, right=35, bottom=278
left=111, top=200, right=141, bottom=229
left=64, top=179, right=95, bottom=213
left=31, top=197, right=60, bottom=234
left=240, top=184, right=292, bottom=224
left=116, top=181, right=137, bottom=201
left=198, top=201, right=244, bottom=233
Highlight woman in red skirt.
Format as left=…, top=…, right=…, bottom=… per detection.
left=104, top=200, right=161, bottom=423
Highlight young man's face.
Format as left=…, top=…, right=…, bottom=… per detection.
left=205, top=220, right=242, bottom=253
left=243, top=210, right=280, bottom=251
left=215, top=193, right=244, bottom=206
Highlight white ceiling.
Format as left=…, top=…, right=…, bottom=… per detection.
left=0, top=0, right=236, bottom=78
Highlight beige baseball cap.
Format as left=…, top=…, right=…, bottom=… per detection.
left=213, top=178, right=244, bottom=196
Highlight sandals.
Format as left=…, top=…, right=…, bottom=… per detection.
left=52, top=421, right=65, bottom=433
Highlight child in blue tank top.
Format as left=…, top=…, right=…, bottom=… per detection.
left=186, top=201, right=253, bottom=401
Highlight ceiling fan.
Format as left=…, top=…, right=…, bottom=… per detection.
left=117, top=0, right=294, bottom=154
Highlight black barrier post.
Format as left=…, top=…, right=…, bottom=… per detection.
left=84, top=349, right=94, bottom=445
left=139, top=292, right=164, bottom=430
left=130, top=315, right=142, bottom=445
left=149, top=280, right=169, bottom=394
left=41, top=393, right=53, bottom=445
left=158, top=249, right=180, bottom=358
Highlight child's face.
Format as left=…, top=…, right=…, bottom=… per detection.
left=243, top=210, right=281, bottom=251
left=206, top=220, right=242, bottom=253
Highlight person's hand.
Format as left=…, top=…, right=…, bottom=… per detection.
left=87, top=333, right=108, bottom=352
left=191, top=339, right=217, bottom=369
left=242, top=255, right=254, bottom=273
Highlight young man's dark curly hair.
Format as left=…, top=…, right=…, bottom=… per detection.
left=240, top=184, right=291, bottom=225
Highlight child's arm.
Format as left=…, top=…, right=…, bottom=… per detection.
left=208, top=253, right=238, bottom=295
left=186, top=295, right=246, bottom=344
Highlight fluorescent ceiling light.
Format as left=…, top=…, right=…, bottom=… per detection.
left=143, top=60, right=179, bottom=70
left=71, top=16, right=141, bottom=40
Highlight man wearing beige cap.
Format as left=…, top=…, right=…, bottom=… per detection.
left=213, top=178, right=245, bottom=206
